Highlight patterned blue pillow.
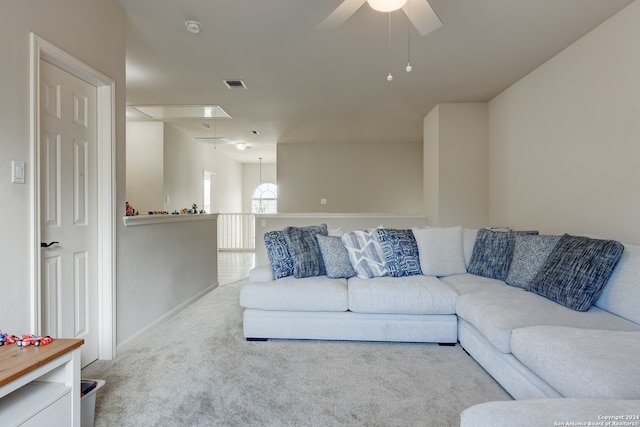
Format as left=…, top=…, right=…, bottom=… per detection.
left=376, top=228, right=421, bottom=277
left=263, top=230, right=293, bottom=279
left=342, top=229, right=389, bottom=279
left=283, top=224, right=328, bottom=278
left=467, top=229, right=538, bottom=280
left=316, top=235, right=356, bottom=279
left=529, top=234, right=624, bottom=311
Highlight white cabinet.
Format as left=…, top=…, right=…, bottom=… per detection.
left=0, top=339, right=83, bottom=426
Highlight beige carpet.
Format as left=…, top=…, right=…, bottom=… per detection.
left=81, top=280, right=511, bottom=426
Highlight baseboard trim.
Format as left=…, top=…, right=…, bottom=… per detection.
left=116, top=282, right=218, bottom=355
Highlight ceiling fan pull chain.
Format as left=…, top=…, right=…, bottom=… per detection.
left=406, top=0, right=413, bottom=72
left=387, top=12, right=393, bottom=81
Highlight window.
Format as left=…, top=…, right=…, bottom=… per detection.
left=252, top=183, right=277, bottom=213
left=203, top=170, right=215, bottom=213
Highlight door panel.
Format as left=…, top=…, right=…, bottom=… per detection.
left=40, top=59, right=98, bottom=366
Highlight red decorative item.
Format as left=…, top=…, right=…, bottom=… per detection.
left=1, top=333, right=54, bottom=347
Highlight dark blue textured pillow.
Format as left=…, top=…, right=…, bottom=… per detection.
left=467, top=229, right=539, bottom=280
left=376, top=228, right=421, bottom=277
left=283, top=224, right=328, bottom=278
left=264, top=230, right=293, bottom=279
left=529, top=234, right=624, bottom=311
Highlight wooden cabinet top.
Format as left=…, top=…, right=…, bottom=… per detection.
left=0, top=339, right=83, bottom=387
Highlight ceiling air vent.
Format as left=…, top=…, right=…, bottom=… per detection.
left=224, top=80, right=247, bottom=89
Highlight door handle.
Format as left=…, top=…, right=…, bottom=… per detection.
left=40, top=241, right=60, bottom=248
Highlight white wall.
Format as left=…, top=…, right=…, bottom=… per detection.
left=126, top=121, right=164, bottom=212
left=488, top=0, right=640, bottom=244
left=277, top=141, right=423, bottom=213
left=423, top=103, right=489, bottom=228
left=0, top=0, right=126, bottom=333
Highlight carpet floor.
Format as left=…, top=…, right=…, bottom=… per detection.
left=81, top=280, right=511, bottom=426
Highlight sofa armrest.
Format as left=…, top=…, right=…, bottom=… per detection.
left=249, top=265, right=275, bottom=282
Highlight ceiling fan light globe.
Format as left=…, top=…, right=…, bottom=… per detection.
left=367, top=0, right=408, bottom=13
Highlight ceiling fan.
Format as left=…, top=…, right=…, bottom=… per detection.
left=318, top=0, right=442, bottom=36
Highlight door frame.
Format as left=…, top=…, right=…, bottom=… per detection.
left=29, top=33, right=116, bottom=360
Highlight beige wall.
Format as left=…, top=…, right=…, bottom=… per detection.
left=126, top=122, right=164, bottom=212
left=423, top=106, right=440, bottom=225
left=277, top=141, right=423, bottom=213
left=488, top=0, right=640, bottom=244
left=423, top=103, right=489, bottom=228
left=0, top=0, right=126, bottom=333
left=117, top=217, right=218, bottom=346
left=243, top=162, right=277, bottom=213
left=161, top=124, right=244, bottom=213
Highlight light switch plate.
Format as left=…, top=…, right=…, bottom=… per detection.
left=11, top=161, right=25, bottom=184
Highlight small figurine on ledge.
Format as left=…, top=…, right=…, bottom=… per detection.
left=126, top=201, right=138, bottom=216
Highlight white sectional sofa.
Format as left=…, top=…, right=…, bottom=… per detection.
left=239, top=224, right=640, bottom=422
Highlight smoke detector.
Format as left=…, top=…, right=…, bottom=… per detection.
left=185, top=20, right=202, bottom=34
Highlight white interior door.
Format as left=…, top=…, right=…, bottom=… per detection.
left=39, top=59, right=99, bottom=367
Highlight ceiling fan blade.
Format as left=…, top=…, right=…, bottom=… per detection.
left=402, top=0, right=442, bottom=36
left=318, top=0, right=368, bottom=31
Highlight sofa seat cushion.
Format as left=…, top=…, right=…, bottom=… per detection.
left=511, top=326, right=640, bottom=399
left=460, top=398, right=640, bottom=427
left=456, top=287, right=640, bottom=354
left=439, top=273, right=509, bottom=295
left=348, top=275, right=458, bottom=315
left=239, top=276, right=348, bottom=312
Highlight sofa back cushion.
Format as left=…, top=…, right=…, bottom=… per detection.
left=596, top=243, right=640, bottom=324
left=463, top=229, right=478, bottom=268
left=283, top=224, right=328, bottom=278
left=413, top=226, right=467, bottom=277
left=529, top=234, right=624, bottom=312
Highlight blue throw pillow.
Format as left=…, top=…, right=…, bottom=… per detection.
left=376, top=228, right=421, bottom=277
left=283, top=224, right=328, bottom=278
left=316, top=235, right=356, bottom=279
left=263, top=230, right=294, bottom=279
left=467, top=229, right=538, bottom=280
left=529, top=234, right=624, bottom=311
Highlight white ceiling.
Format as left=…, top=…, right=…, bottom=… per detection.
left=118, top=0, right=635, bottom=164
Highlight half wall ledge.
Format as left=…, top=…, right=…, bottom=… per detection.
left=122, top=213, right=218, bottom=227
